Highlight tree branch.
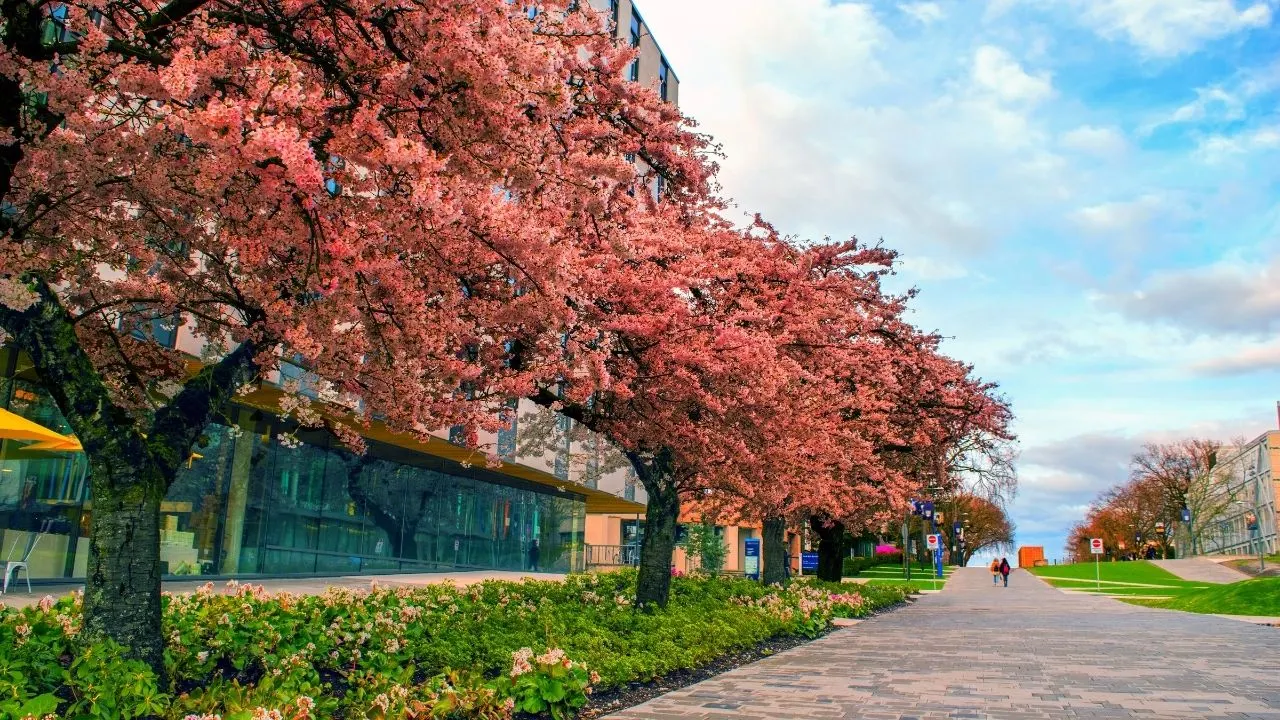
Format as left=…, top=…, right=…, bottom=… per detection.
left=147, top=337, right=264, bottom=480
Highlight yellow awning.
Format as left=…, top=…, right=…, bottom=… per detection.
left=0, top=407, right=82, bottom=452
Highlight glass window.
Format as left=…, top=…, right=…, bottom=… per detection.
left=497, top=399, right=518, bottom=462
left=0, top=375, right=89, bottom=579
left=659, top=59, right=669, bottom=101
left=0, top=356, right=586, bottom=579
left=125, top=306, right=180, bottom=348
left=630, top=10, right=640, bottom=46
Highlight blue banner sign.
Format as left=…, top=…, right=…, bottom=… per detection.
left=744, top=538, right=760, bottom=580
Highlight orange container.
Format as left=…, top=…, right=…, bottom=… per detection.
left=1017, top=546, right=1045, bottom=568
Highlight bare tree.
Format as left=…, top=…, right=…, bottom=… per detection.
left=1129, top=439, right=1223, bottom=556
left=946, top=430, right=1019, bottom=506
left=939, top=493, right=1014, bottom=566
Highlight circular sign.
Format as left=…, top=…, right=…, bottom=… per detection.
left=1090, top=538, right=1103, bottom=549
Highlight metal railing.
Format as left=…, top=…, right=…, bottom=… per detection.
left=585, top=544, right=640, bottom=568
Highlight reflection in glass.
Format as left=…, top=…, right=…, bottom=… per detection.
left=0, top=357, right=586, bottom=579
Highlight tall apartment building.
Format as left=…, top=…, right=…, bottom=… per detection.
left=0, top=1, right=689, bottom=584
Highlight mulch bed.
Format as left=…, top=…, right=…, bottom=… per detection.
left=576, top=599, right=913, bottom=718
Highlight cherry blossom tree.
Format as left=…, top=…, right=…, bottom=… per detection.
left=0, top=0, right=710, bottom=668
left=516, top=214, right=835, bottom=605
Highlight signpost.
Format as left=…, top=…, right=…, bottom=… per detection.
left=801, top=552, right=819, bottom=573
left=1090, top=537, right=1104, bottom=590
left=744, top=538, right=760, bottom=580
left=925, top=534, right=942, bottom=590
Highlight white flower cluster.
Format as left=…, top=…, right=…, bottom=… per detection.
left=0, top=277, right=39, bottom=311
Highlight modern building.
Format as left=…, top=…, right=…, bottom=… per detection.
left=0, top=1, right=788, bottom=586
left=1199, top=431, right=1279, bottom=558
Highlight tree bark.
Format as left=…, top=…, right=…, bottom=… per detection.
left=630, top=449, right=679, bottom=608
left=762, top=516, right=788, bottom=586
left=809, top=516, right=844, bottom=582
left=82, top=460, right=167, bottom=671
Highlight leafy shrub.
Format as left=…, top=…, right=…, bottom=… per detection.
left=842, top=551, right=904, bottom=576
left=680, top=522, right=728, bottom=576
left=500, top=648, right=593, bottom=720
left=0, top=571, right=909, bottom=719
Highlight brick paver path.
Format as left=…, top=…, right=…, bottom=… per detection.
left=608, top=567, right=1280, bottom=719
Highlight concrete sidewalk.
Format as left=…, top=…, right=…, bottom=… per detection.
left=0, top=570, right=568, bottom=608
left=1150, top=558, right=1251, bottom=584
left=608, top=567, right=1280, bottom=719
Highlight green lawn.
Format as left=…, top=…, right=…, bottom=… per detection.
left=1134, top=578, right=1280, bottom=616
left=855, top=564, right=954, bottom=588
left=1028, top=560, right=1214, bottom=600
left=1030, top=560, right=1186, bottom=584
left=1055, top=585, right=1209, bottom=597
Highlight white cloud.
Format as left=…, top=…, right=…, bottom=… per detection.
left=1079, top=0, right=1272, bottom=56
left=1110, top=258, right=1280, bottom=336
left=1191, top=341, right=1280, bottom=375
left=1061, top=125, right=1129, bottom=157
left=899, top=255, right=970, bottom=280
left=899, top=1, right=945, bottom=24
left=971, top=45, right=1054, bottom=105
left=1196, top=125, right=1280, bottom=162
left=1071, top=194, right=1164, bottom=234
left=630, top=3, right=1073, bottom=255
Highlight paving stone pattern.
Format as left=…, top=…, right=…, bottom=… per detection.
left=609, top=568, right=1280, bottom=720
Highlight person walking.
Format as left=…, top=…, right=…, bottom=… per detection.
left=528, top=538, right=540, bottom=572
left=990, top=558, right=1001, bottom=585
left=999, top=557, right=1011, bottom=587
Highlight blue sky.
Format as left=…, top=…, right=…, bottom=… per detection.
left=638, top=0, right=1280, bottom=561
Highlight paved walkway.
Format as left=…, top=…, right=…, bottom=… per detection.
left=0, top=570, right=566, bottom=608
left=608, top=568, right=1280, bottom=719
left=1150, top=558, right=1250, bottom=584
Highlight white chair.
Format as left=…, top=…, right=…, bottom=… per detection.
left=2, top=519, right=51, bottom=594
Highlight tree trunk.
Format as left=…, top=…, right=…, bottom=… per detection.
left=809, top=516, right=844, bottom=582
left=762, top=516, right=788, bottom=585
left=1, top=281, right=263, bottom=675
left=630, top=449, right=680, bottom=608
left=82, top=461, right=167, bottom=672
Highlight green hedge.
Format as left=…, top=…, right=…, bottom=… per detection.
left=842, top=552, right=904, bottom=576
left=0, top=572, right=910, bottom=719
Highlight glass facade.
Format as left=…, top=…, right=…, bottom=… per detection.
left=0, top=349, right=586, bottom=581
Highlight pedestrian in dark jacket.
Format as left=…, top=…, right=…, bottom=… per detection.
left=998, top=557, right=1011, bottom=587
left=528, top=539, right=540, bottom=572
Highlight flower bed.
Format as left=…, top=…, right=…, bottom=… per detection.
left=0, top=571, right=910, bottom=720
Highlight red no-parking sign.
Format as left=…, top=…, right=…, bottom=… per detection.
left=1089, top=538, right=1104, bottom=555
